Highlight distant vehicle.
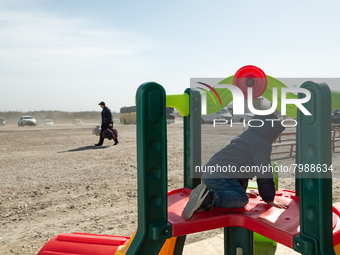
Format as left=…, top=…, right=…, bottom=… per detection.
left=227, top=105, right=254, bottom=123
left=120, top=106, right=175, bottom=124
left=0, top=118, right=6, bottom=125
left=18, top=116, right=37, bottom=126
left=72, top=119, right=83, bottom=125
left=201, top=108, right=232, bottom=124
left=332, top=109, right=340, bottom=124
left=232, top=112, right=254, bottom=123
left=120, top=106, right=136, bottom=124
left=166, top=107, right=175, bottom=124
left=45, top=119, right=54, bottom=125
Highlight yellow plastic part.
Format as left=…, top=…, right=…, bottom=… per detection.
left=157, top=237, right=178, bottom=255
left=114, top=229, right=137, bottom=255
left=114, top=229, right=177, bottom=255
left=166, top=93, right=190, bottom=117
left=334, top=243, right=340, bottom=254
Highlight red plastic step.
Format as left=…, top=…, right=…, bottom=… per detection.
left=167, top=188, right=340, bottom=248
left=37, top=233, right=130, bottom=255
left=56, top=233, right=127, bottom=245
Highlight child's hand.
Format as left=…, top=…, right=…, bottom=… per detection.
left=246, top=190, right=259, bottom=198
left=266, top=200, right=289, bottom=209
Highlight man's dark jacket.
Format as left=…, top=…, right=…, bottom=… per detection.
left=203, top=113, right=285, bottom=202
left=101, top=106, right=113, bottom=128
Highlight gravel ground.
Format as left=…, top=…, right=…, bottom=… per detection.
left=1, top=120, right=340, bottom=255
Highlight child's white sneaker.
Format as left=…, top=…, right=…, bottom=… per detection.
left=183, top=183, right=214, bottom=220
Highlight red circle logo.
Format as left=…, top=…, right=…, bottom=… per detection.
left=233, top=65, right=267, bottom=99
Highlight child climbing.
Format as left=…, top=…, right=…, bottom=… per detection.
left=183, top=113, right=289, bottom=220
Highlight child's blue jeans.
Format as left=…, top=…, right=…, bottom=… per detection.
left=202, top=173, right=249, bottom=208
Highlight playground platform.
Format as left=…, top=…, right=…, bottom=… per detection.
left=182, top=202, right=340, bottom=255
left=183, top=234, right=295, bottom=255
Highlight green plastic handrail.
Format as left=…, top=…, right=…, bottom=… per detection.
left=166, top=75, right=340, bottom=118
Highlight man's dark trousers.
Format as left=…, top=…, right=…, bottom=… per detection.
left=97, top=124, right=109, bottom=146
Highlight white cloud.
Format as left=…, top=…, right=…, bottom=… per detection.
left=0, top=5, right=150, bottom=69
left=0, top=1, right=158, bottom=111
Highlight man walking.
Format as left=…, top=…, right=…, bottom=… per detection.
left=95, top=101, right=117, bottom=146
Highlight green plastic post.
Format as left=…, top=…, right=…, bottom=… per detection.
left=171, top=89, right=202, bottom=255
left=250, top=164, right=278, bottom=246
left=127, top=82, right=171, bottom=255
left=183, top=88, right=201, bottom=189
left=224, top=227, right=254, bottom=255
left=173, top=236, right=186, bottom=255
left=293, top=82, right=335, bottom=255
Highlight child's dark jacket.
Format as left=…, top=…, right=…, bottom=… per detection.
left=203, top=113, right=285, bottom=202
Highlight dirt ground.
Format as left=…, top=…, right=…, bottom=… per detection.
left=1, top=120, right=340, bottom=255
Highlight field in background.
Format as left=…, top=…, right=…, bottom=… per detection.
left=1, top=120, right=340, bottom=255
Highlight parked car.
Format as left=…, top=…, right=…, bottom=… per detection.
left=18, top=116, right=37, bottom=126
left=232, top=112, right=254, bottom=123
left=201, top=108, right=232, bottom=124
left=332, top=109, right=340, bottom=124
left=45, top=119, right=54, bottom=125
left=72, top=119, right=83, bottom=125
left=167, top=107, right=175, bottom=124
left=0, top=118, right=6, bottom=125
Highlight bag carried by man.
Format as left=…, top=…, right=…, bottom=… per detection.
left=102, top=127, right=119, bottom=145
left=102, top=128, right=117, bottom=139
left=92, top=126, right=101, bottom=136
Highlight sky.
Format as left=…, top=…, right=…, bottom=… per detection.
left=1, top=0, right=340, bottom=112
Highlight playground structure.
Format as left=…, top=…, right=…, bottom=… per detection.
left=38, top=66, right=340, bottom=255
